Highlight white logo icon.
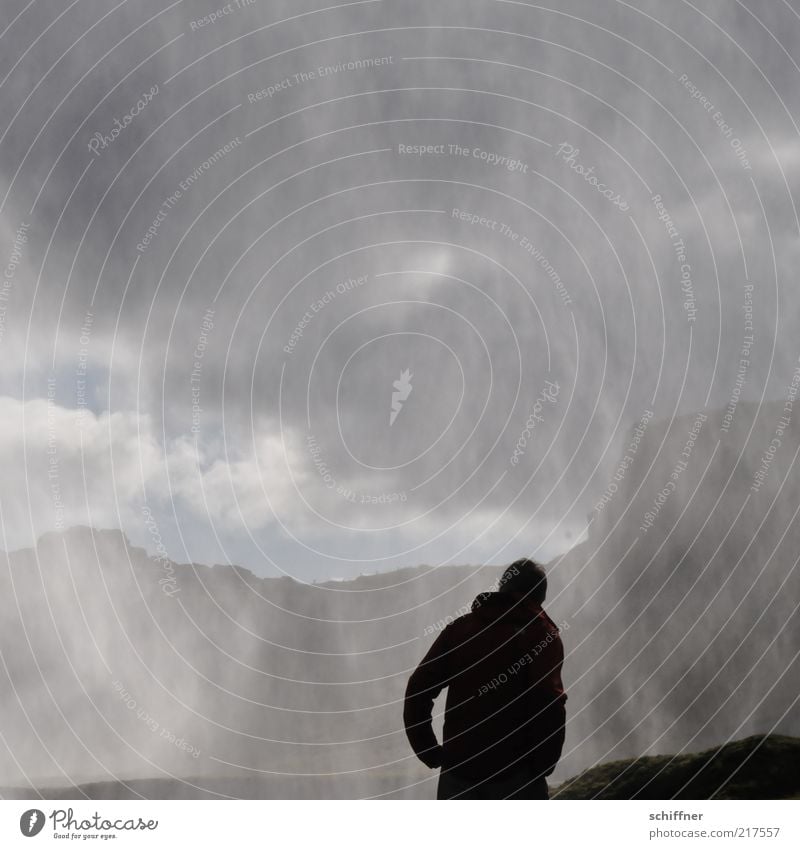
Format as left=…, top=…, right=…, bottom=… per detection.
left=390, top=369, right=413, bottom=426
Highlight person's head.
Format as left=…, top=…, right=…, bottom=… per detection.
left=498, top=558, right=547, bottom=605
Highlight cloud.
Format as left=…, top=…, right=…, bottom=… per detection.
left=2, top=0, right=799, bottom=575
left=0, top=395, right=304, bottom=552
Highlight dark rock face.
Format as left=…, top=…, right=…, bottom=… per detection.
left=553, top=401, right=800, bottom=780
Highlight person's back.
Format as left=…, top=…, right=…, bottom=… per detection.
left=403, top=559, right=566, bottom=799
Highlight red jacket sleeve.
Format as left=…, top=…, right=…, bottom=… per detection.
left=529, top=625, right=567, bottom=776
left=403, top=626, right=453, bottom=768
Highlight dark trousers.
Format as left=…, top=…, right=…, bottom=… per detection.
left=437, top=767, right=549, bottom=799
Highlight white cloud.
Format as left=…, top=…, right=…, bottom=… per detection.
left=0, top=396, right=305, bottom=552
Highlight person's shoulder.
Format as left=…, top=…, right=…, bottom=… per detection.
left=535, top=608, right=562, bottom=636
left=429, top=611, right=470, bottom=641
left=440, top=605, right=483, bottom=641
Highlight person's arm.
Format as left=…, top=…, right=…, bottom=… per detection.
left=403, top=626, right=453, bottom=768
left=525, top=623, right=567, bottom=776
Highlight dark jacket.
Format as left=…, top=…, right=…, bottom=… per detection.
left=403, top=592, right=566, bottom=781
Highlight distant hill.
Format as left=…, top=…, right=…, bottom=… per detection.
left=553, top=734, right=800, bottom=799
left=0, top=525, right=506, bottom=796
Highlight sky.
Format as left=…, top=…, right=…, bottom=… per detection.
left=1, top=0, right=799, bottom=580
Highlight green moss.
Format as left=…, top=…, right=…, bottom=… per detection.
left=553, top=734, right=800, bottom=799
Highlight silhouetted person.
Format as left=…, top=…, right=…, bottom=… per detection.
left=404, top=559, right=566, bottom=799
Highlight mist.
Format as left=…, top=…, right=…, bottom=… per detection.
left=0, top=0, right=798, bottom=797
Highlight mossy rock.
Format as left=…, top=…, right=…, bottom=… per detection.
left=553, top=734, right=800, bottom=799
